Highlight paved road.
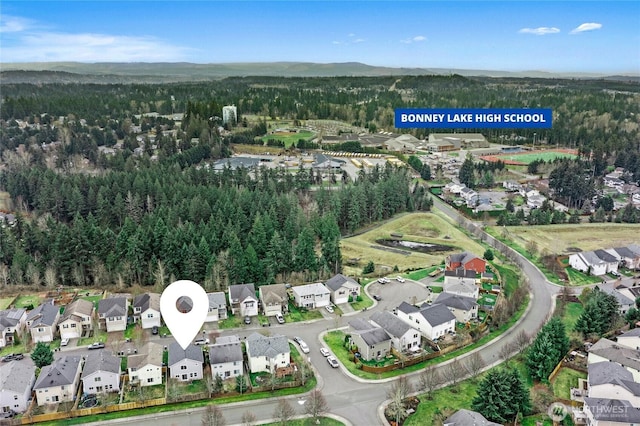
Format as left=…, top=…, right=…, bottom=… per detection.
left=88, top=199, right=561, bottom=426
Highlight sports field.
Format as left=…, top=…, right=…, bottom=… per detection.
left=481, top=149, right=578, bottom=165
left=260, top=130, right=314, bottom=148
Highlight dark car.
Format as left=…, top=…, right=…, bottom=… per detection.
left=373, top=295, right=382, bottom=301
left=244, top=316, right=252, bottom=324
left=1, top=353, right=24, bottom=362
left=152, top=325, right=159, bottom=335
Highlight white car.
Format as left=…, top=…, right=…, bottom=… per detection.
left=298, top=340, right=310, bottom=354
left=325, top=305, right=334, bottom=314
left=396, top=276, right=406, bottom=283
left=327, top=356, right=339, bottom=368
left=320, top=347, right=330, bottom=357
left=194, top=338, right=210, bottom=346
left=60, top=338, right=69, bottom=347
left=275, top=312, right=285, bottom=324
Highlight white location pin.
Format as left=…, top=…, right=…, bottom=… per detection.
left=160, top=280, right=208, bottom=350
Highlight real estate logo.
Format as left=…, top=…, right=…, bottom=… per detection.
left=547, top=402, right=569, bottom=422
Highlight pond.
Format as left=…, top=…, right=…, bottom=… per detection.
left=375, top=239, right=454, bottom=254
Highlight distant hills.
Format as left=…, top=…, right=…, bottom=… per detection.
left=1, top=61, right=638, bottom=83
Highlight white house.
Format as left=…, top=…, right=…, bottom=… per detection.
left=26, top=300, right=60, bottom=343
left=245, top=333, right=290, bottom=374
left=258, top=284, right=289, bottom=317
left=324, top=274, right=361, bottom=305
left=395, top=302, right=456, bottom=341
left=588, top=362, right=640, bottom=406
left=0, top=361, right=36, bottom=414
left=209, top=335, right=243, bottom=380
left=434, top=293, right=478, bottom=323
left=133, top=293, right=161, bottom=329
left=58, top=299, right=94, bottom=339
left=0, top=308, right=27, bottom=348
left=128, top=342, right=163, bottom=387
left=617, top=328, right=640, bottom=351
left=291, top=283, right=331, bottom=309
left=81, top=350, right=121, bottom=394
left=206, top=292, right=228, bottom=322
left=606, top=246, right=640, bottom=270
left=97, top=297, right=128, bottom=332
left=583, top=397, right=640, bottom=426
left=168, top=343, right=204, bottom=382
left=348, top=318, right=392, bottom=361
left=370, top=311, right=421, bottom=353
left=443, top=280, right=479, bottom=300
left=33, top=356, right=82, bottom=406
left=228, top=284, right=258, bottom=317
left=569, top=250, right=619, bottom=276
left=588, top=338, right=640, bottom=382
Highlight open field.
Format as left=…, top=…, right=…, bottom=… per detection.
left=0, top=297, right=14, bottom=310
left=490, top=223, right=640, bottom=255
left=480, top=149, right=578, bottom=165
left=260, top=130, right=314, bottom=147
left=340, top=211, right=486, bottom=276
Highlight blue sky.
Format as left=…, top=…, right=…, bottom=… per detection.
left=0, top=1, right=638, bottom=73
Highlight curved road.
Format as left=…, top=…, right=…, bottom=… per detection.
left=89, top=199, right=561, bottom=426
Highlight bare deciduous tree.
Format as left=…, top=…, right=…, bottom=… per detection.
left=241, top=411, right=256, bottom=426
left=442, top=358, right=464, bottom=388
left=387, top=376, right=413, bottom=425
left=44, top=266, right=57, bottom=289
left=0, top=264, right=9, bottom=287
left=515, top=329, right=530, bottom=352
left=273, top=398, right=295, bottom=426
left=201, top=404, right=226, bottom=426
left=418, top=366, right=442, bottom=399
left=465, top=352, right=485, bottom=380
left=499, top=341, right=517, bottom=364
left=304, top=389, right=328, bottom=421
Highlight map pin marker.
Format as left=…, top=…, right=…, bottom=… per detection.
left=160, top=280, right=208, bottom=350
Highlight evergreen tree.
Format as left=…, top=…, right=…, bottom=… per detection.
left=31, top=342, right=54, bottom=368
left=472, top=368, right=530, bottom=423
left=459, top=153, right=476, bottom=188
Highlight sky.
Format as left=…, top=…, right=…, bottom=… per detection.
left=0, top=1, right=638, bottom=74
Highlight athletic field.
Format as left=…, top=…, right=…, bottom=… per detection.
left=481, top=149, right=578, bottom=165
left=260, top=130, right=314, bottom=148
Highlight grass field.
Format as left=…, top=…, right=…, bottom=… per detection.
left=560, top=302, right=584, bottom=332
left=0, top=297, right=14, bottom=310
left=552, top=367, right=587, bottom=399
left=341, top=211, right=486, bottom=276
left=489, top=223, right=640, bottom=256
left=566, top=267, right=603, bottom=286
left=260, top=130, right=314, bottom=148
left=13, top=294, right=42, bottom=309
left=500, top=151, right=577, bottom=164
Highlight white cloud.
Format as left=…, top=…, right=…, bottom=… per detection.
left=518, top=27, right=561, bottom=36
left=2, top=31, right=191, bottom=62
left=332, top=41, right=342, bottom=45
left=353, top=38, right=365, bottom=43
left=348, top=33, right=355, bottom=37
left=401, top=35, right=427, bottom=44
left=0, top=15, right=32, bottom=33
left=570, top=22, right=602, bottom=34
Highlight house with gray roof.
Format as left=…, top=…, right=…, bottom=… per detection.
left=617, top=328, right=640, bottom=350
left=312, top=153, right=346, bottom=170
left=81, top=350, right=121, bottom=394
left=291, top=282, right=331, bottom=309
left=583, top=397, right=640, bottom=425
left=59, top=299, right=94, bottom=339
left=434, top=293, right=478, bottom=323
left=443, top=408, right=502, bottom=426
left=0, top=308, right=27, bottom=348
left=569, top=250, right=619, bottom=276
left=209, top=335, right=243, bottom=380
left=0, top=361, right=36, bottom=413
left=370, top=311, right=421, bottom=353
left=206, top=292, right=228, bottom=322
left=606, top=246, right=640, bottom=270
left=34, top=356, right=82, bottom=406
left=597, top=284, right=635, bottom=315
left=588, top=338, right=640, bottom=382
left=588, top=362, right=640, bottom=406
left=128, top=342, right=163, bottom=387
left=245, top=333, right=290, bottom=374
left=98, top=297, right=128, bottom=332
left=324, top=274, right=361, bottom=305
left=26, top=300, right=60, bottom=343
left=443, top=279, right=479, bottom=300
left=133, top=293, right=161, bottom=329
left=258, top=284, right=289, bottom=317
left=395, top=301, right=456, bottom=341
left=348, top=319, right=392, bottom=361
left=168, top=342, right=204, bottom=382
left=228, top=284, right=258, bottom=317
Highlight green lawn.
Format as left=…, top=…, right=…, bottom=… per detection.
left=218, top=315, right=243, bottom=329
left=404, top=379, right=478, bottom=425
left=78, top=330, right=108, bottom=346
left=478, top=294, right=497, bottom=306
left=350, top=293, right=373, bottom=311
left=0, top=297, right=14, bottom=310
left=492, top=263, right=519, bottom=296
left=286, top=303, right=323, bottom=322
left=80, top=295, right=103, bottom=308
left=0, top=343, right=27, bottom=356
left=13, top=294, right=41, bottom=309
left=500, top=151, right=577, bottom=165
left=552, top=367, right=587, bottom=399
left=122, top=384, right=165, bottom=403
left=561, top=302, right=584, bottom=332
left=261, top=418, right=343, bottom=426
left=429, top=286, right=443, bottom=293
left=260, top=130, right=314, bottom=148
left=566, top=268, right=603, bottom=286
left=406, top=265, right=441, bottom=281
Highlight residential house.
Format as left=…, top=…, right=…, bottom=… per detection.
left=97, top=297, right=128, bottom=332
left=460, top=187, right=478, bottom=206
left=206, top=292, right=228, bottom=322
left=445, top=252, right=486, bottom=274
left=443, top=409, right=502, bottom=426
left=258, top=284, right=289, bottom=317
left=617, top=328, right=640, bottom=351
left=370, top=311, right=421, bottom=353
left=587, top=362, right=640, bottom=406
left=0, top=308, right=27, bottom=348
left=502, top=180, right=522, bottom=192
left=58, top=299, right=94, bottom=339
left=245, top=333, right=290, bottom=375
left=81, top=350, right=121, bottom=394
left=444, top=182, right=466, bottom=195
left=583, top=397, right=640, bottom=426
left=228, top=284, right=258, bottom=317
left=569, top=250, right=619, bottom=276
left=443, top=280, right=479, bottom=300
left=395, top=302, right=456, bottom=341
left=599, top=285, right=635, bottom=315
left=443, top=269, right=478, bottom=297
left=33, top=356, right=82, bottom=406
left=312, top=153, right=346, bottom=170
left=209, top=335, right=243, bottom=380
left=168, top=342, right=204, bottom=382
left=324, top=274, right=361, bottom=305
left=588, top=338, right=640, bottom=382
left=434, top=293, right=478, bottom=323
left=26, top=300, right=60, bottom=343
left=133, top=293, right=161, bottom=329
left=128, top=342, right=164, bottom=387
left=0, top=361, right=36, bottom=414
left=291, top=283, right=331, bottom=309
left=348, top=318, right=392, bottom=361
left=606, top=246, right=640, bottom=270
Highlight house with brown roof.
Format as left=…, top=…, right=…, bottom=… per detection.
left=259, top=284, right=289, bottom=317
left=59, top=299, right=94, bottom=339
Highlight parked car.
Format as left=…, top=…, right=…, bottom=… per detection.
left=325, top=305, right=334, bottom=314
left=87, top=342, right=105, bottom=350
left=320, top=347, right=330, bottom=357
left=373, top=294, right=382, bottom=301
left=298, top=340, right=310, bottom=354
left=244, top=316, right=252, bottom=325
left=194, top=338, right=210, bottom=346
left=275, top=313, right=285, bottom=324
left=1, top=353, right=24, bottom=362
left=293, top=336, right=302, bottom=344
left=396, top=276, right=406, bottom=283
left=151, top=325, right=159, bottom=335
left=327, top=356, right=339, bottom=368
left=60, top=338, right=70, bottom=347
